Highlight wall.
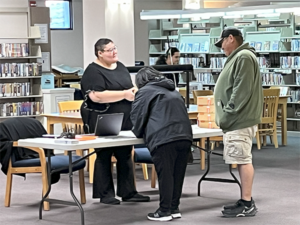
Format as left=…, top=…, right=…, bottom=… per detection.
left=134, top=0, right=182, bottom=65
left=34, top=0, right=83, bottom=67
left=82, top=0, right=135, bottom=68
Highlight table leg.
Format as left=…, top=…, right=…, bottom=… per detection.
left=47, top=118, right=54, bottom=134
left=68, top=152, right=85, bottom=225
left=197, top=137, right=241, bottom=197
left=281, top=102, right=287, bottom=145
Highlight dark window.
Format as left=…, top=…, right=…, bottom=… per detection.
left=45, top=0, right=73, bottom=30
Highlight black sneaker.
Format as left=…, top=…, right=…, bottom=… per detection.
left=223, top=198, right=257, bottom=210
left=222, top=199, right=258, bottom=218
left=171, top=208, right=182, bottom=219
left=147, top=209, right=172, bottom=221
left=122, top=193, right=150, bottom=202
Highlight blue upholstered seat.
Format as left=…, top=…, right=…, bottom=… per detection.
left=134, top=148, right=153, bottom=164
left=12, top=155, right=86, bottom=174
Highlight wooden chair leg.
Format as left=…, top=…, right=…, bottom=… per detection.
left=151, top=164, right=156, bottom=188
left=41, top=168, right=50, bottom=210
left=78, top=168, right=86, bottom=204
left=4, top=170, right=13, bottom=207
left=89, top=148, right=96, bottom=184
left=273, top=129, right=279, bottom=148
left=216, top=141, right=220, bottom=147
left=141, top=163, right=149, bottom=180
left=211, top=141, right=215, bottom=150
left=269, top=135, right=273, bottom=144
left=200, top=138, right=206, bottom=170
left=256, top=131, right=261, bottom=150
left=263, top=135, right=267, bottom=146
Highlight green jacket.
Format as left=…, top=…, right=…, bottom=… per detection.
left=214, top=43, right=263, bottom=133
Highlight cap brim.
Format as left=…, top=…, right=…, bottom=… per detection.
left=214, top=38, right=223, bottom=48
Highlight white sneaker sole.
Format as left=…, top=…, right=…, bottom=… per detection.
left=147, top=215, right=173, bottom=221
left=171, top=213, right=182, bottom=219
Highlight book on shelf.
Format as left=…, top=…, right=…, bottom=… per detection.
left=255, top=42, right=262, bottom=51
left=192, top=43, right=200, bottom=52
left=185, top=43, right=193, bottom=52
left=263, top=41, right=270, bottom=51
left=249, top=41, right=255, bottom=48
left=271, top=40, right=279, bottom=51
left=179, top=43, right=186, bottom=52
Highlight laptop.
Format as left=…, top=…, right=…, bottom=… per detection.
left=94, top=113, right=124, bottom=136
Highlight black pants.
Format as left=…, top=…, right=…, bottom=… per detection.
left=93, top=145, right=137, bottom=199
left=151, top=140, right=191, bottom=212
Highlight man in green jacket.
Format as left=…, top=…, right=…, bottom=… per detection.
left=214, top=27, right=263, bottom=217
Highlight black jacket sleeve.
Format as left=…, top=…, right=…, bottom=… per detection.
left=130, top=89, right=151, bottom=138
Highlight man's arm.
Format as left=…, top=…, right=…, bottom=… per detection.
left=224, top=57, right=256, bottom=114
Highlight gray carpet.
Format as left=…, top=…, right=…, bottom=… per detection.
left=0, top=137, right=299, bottom=225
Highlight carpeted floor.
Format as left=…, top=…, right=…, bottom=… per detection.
left=0, top=137, right=299, bottom=225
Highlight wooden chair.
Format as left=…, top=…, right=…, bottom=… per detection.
left=133, top=146, right=157, bottom=188
left=256, top=88, right=280, bottom=149
left=1, top=118, right=86, bottom=211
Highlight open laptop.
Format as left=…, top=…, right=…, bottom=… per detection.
left=94, top=113, right=124, bottom=136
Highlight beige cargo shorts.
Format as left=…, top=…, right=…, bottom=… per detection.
left=223, top=125, right=257, bottom=164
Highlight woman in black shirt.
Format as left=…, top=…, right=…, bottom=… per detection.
left=80, top=38, right=150, bottom=205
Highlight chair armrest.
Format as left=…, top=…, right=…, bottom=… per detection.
left=13, top=141, right=47, bottom=165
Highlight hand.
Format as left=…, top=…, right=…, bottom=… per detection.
left=131, top=87, right=138, bottom=94
left=123, top=88, right=136, bottom=101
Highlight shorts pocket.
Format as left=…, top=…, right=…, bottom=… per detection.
left=225, top=135, right=251, bottom=158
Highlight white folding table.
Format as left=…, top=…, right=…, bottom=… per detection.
left=17, top=125, right=240, bottom=225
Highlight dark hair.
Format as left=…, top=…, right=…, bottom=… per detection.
left=166, top=47, right=179, bottom=57
left=235, top=36, right=243, bottom=46
left=136, top=66, right=165, bottom=89
left=94, top=38, right=113, bottom=57
left=156, top=47, right=180, bottom=64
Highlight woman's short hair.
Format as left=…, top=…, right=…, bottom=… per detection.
left=94, top=38, right=113, bottom=57
left=136, top=66, right=165, bottom=89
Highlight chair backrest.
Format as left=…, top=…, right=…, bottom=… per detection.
left=261, top=89, right=280, bottom=124
left=193, top=90, right=214, bottom=104
left=58, top=100, right=84, bottom=134
left=58, top=100, right=83, bottom=113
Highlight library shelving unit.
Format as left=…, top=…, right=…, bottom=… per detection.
left=0, top=6, right=43, bottom=121
left=145, top=12, right=300, bottom=134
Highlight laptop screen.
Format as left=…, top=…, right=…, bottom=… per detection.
left=94, top=113, right=124, bottom=136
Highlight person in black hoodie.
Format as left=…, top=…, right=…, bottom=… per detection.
left=155, top=47, right=180, bottom=86
left=130, top=66, right=193, bottom=222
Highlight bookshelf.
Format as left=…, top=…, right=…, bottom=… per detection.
left=0, top=4, right=49, bottom=120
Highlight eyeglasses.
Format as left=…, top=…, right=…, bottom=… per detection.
left=102, top=46, right=117, bottom=53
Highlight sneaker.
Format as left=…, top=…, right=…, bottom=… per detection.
left=147, top=209, right=172, bottom=221
left=122, top=193, right=150, bottom=202
left=223, top=198, right=257, bottom=210
left=100, top=197, right=120, bottom=205
left=222, top=199, right=258, bottom=218
left=171, top=208, right=182, bottom=219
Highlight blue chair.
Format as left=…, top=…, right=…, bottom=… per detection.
left=133, top=145, right=156, bottom=188
left=0, top=117, right=86, bottom=210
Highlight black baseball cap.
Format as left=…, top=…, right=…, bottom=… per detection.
left=214, top=27, right=243, bottom=48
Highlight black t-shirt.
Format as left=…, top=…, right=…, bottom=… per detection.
left=80, top=61, right=133, bottom=130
